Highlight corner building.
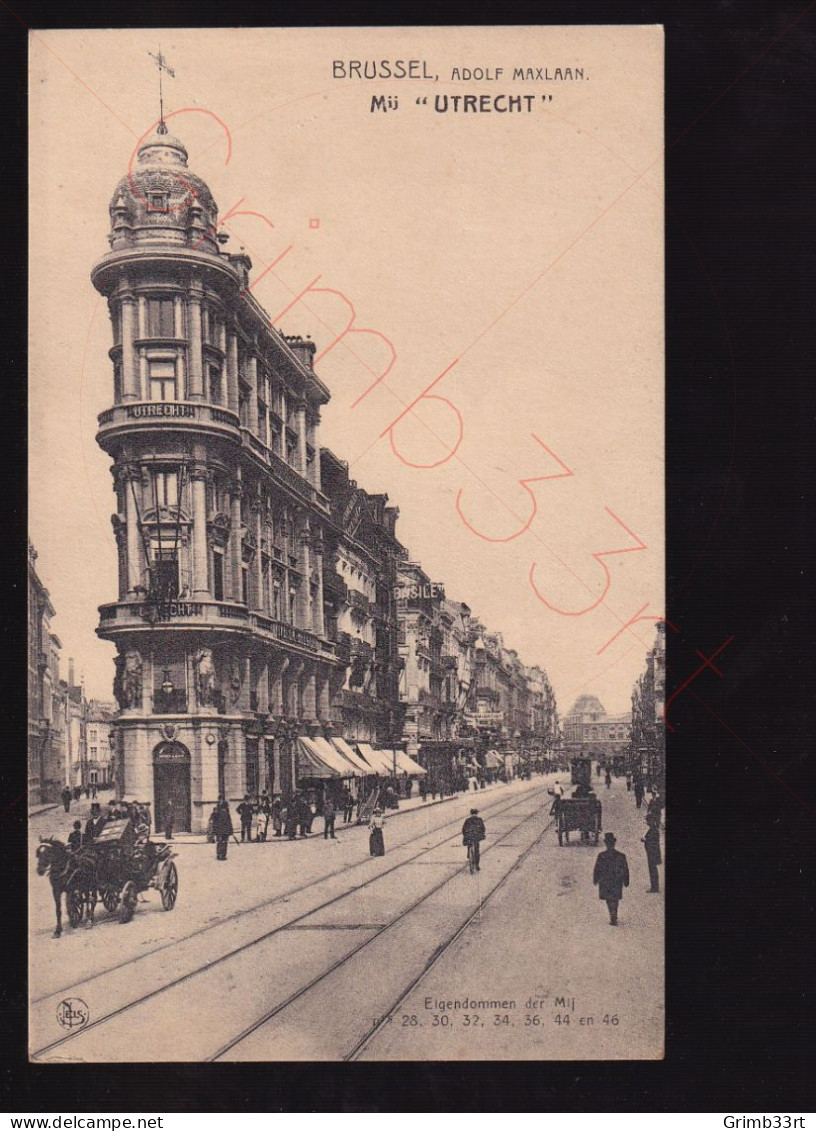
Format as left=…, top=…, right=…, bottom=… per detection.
left=93, top=125, right=343, bottom=831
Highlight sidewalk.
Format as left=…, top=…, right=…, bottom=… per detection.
left=168, top=776, right=535, bottom=845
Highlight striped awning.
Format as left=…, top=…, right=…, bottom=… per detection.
left=394, top=750, right=428, bottom=775
left=355, top=744, right=393, bottom=775
left=329, top=737, right=371, bottom=776
left=297, top=737, right=354, bottom=779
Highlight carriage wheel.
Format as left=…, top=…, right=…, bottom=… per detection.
left=119, top=881, right=138, bottom=924
left=160, top=862, right=178, bottom=911
left=67, top=888, right=84, bottom=928
left=102, top=889, right=120, bottom=913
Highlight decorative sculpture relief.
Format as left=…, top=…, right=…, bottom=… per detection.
left=195, top=647, right=216, bottom=707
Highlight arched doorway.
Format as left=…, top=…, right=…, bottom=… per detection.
left=153, top=741, right=192, bottom=833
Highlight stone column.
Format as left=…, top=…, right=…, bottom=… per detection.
left=312, top=533, right=326, bottom=637
left=295, top=401, right=308, bottom=477
left=252, top=502, right=264, bottom=611
left=124, top=466, right=142, bottom=595
left=258, top=658, right=270, bottom=713
left=297, top=527, right=311, bottom=630
left=247, top=354, right=260, bottom=434
left=317, top=665, right=331, bottom=720
left=226, top=331, right=240, bottom=413
left=187, top=288, right=204, bottom=399
left=311, top=414, right=322, bottom=491
left=230, top=484, right=243, bottom=603
left=191, top=467, right=210, bottom=597
left=121, top=296, right=139, bottom=400
left=303, top=662, right=317, bottom=722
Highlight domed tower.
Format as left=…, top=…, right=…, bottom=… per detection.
left=93, top=124, right=341, bottom=831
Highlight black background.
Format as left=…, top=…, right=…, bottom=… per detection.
left=1, top=0, right=814, bottom=1112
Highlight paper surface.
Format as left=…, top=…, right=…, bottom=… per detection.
left=29, top=25, right=664, bottom=1062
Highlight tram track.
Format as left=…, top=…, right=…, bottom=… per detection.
left=31, top=782, right=550, bottom=1060
left=32, top=780, right=543, bottom=1008
left=207, top=800, right=553, bottom=1062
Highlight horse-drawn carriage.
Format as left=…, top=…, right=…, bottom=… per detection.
left=36, top=806, right=178, bottom=937
left=556, top=797, right=603, bottom=845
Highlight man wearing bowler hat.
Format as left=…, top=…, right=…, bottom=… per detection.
left=593, top=832, right=630, bottom=926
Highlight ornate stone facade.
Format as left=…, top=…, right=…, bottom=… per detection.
left=93, top=124, right=344, bottom=831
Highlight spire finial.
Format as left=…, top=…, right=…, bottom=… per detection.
left=148, top=47, right=175, bottom=132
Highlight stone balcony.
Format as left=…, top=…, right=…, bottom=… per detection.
left=96, top=401, right=241, bottom=450
left=97, top=599, right=337, bottom=660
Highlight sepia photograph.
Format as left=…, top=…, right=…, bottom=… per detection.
left=28, top=25, right=664, bottom=1063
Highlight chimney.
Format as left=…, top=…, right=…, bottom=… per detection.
left=68, top=657, right=75, bottom=688
left=284, top=334, right=317, bottom=371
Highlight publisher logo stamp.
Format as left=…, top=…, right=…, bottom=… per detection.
left=56, top=998, right=89, bottom=1031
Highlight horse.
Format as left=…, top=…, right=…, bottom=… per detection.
left=35, top=838, right=98, bottom=938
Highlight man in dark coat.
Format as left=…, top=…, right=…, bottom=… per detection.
left=83, top=802, right=107, bottom=846
left=593, top=832, right=630, bottom=925
left=323, top=795, right=337, bottom=840
left=461, top=809, right=487, bottom=871
left=237, top=795, right=254, bottom=842
left=342, top=787, right=355, bottom=825
left=633, top=779, right=645, bottom=809
left=67, top=820, right=83, bottom=852
left=642, top=815, right=662, bottom=893
left=61, top=785, right=72, bottom=814
left=164, top=797, right=175, bottom=840
left=212, top=800, right=233, bottom=860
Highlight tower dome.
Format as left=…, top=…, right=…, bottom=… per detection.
left=108, top=122, right=219, bottom=252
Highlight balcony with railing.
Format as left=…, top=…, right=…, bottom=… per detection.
left=95, top=401, right=241, bottom=448
left=98, top=600, right=336, bottom=658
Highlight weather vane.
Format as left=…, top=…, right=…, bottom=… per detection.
left=148, top=47, right=175, bottom=134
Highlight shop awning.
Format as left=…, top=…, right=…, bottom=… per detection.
left=355, top=744, right=393, bottom=775
left=329, top=737, right=371, bottom=776
left=394, top=750, right=428, bottom=775
left=485, top=750, right=503, bottom=769
left=297, top=737, right=354, bottom=779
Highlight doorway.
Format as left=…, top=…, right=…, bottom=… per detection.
left=153, top=741, right=192, bottom=832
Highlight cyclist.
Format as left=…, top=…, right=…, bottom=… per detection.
left=462, top=808, right=486, bottom=872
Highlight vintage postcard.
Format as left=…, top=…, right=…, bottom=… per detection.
left=28, top=25, right=664, bottom=1062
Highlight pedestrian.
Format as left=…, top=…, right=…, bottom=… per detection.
left=257, top=793, right=271, bottom=842
left=164, top=797, right=175, bottom=840
left=592, top=832, right=630, bottom=926
left=405, top=778, right=413, bottom=800
left=642, top=815, right=662, bottom=893
left=626, top=775, right=632, bottom=792
left=271, top=798, right=283, bottom=837
left=550, top=779, right=564, bottom=817
left=342, top=787, right=355, bottom=825
left=91, top=783, right=98, bottom=800
left=418, top=778, right=427, bottom=802
left=67, top=820, right=83, bottom=852
left=633, top=779, right=645, bottom=809
left=73, top=785, right=81, bottom=802
left=237, top=794, right=254, bottom=842
left=84, top=784, right=90, bottom=800
left=604, top=768, right=612, bottom=790
left=323, top=795, right=337, bottom=840
left=596, top=762, right=602, bottom=778
left=61, top=785, right=72, bottom=814
left=296, top=793, right=310, bottom=838
left=646, top=790, right=663, bottom=824
left=284, top=798, right=298, bottom=840
left=212, top=799, right=233, bottom=861
left=368, top=807, right=386, bottom=856
left=461, top=808, right=486, bottom=871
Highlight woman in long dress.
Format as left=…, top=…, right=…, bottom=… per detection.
left=369, top=807, right=386, bottom=856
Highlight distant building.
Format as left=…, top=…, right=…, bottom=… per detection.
left=563, top=694, right=630, bottom=758
left=28, top=542, right=62, bottom=806
left=86, top=700, right=118, bottom=788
